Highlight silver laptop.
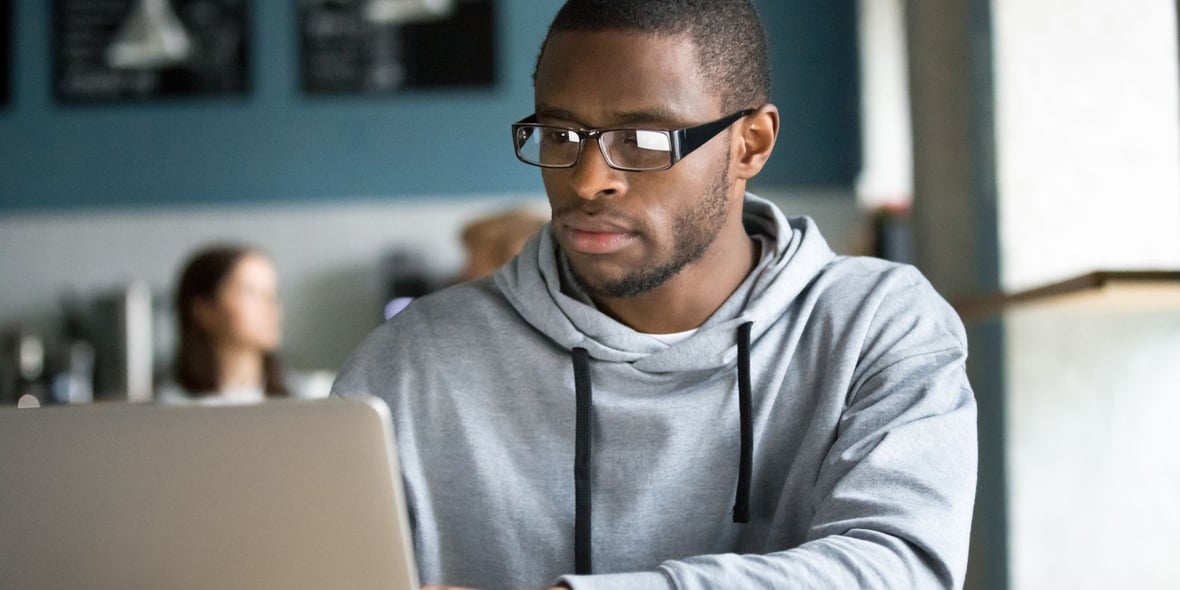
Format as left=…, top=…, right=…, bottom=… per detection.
left=0, top=396, right=419, bottom=590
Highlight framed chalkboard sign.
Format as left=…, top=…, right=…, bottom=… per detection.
left=300, top=0, right=496, bottom=95
left=53, top=0, right=249, bottom=103
left=1, top=0, right=10, bottom=106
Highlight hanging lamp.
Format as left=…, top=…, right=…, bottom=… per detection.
left=106, top=0, right=193, bottom=70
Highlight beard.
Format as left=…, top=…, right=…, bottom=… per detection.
left=569, top=160, right=732, bottom=299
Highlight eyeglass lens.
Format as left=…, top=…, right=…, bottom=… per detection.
left=515, top=126, right=674, bottom=170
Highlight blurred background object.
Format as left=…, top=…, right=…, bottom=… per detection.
left=0, top=328, right=48, bottom=406
left=64, top=281, right=155, bottom=403
left=1, top=0, right=11, bottom=106
left=363, top=0, right=453, bottom=24
left=54, top=0, right=248, bottom=102
left=300, top=0, right=494, bottom=94
left=456, top=207, right=547, bottom=283
left=380, top=206, right=547, bottom=319
left=0, top=282, right=152, bottom=406
left=106, top=0, right=193, bottom=70
left=380, top=246, right=437, bottom=320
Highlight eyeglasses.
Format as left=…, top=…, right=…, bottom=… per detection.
left=511, top=109, right=755, bottom=172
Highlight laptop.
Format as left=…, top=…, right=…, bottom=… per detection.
left=0, top=396, right=419, bottom=590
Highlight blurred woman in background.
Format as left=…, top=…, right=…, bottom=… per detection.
left=162, top=243, right=288, bottom=402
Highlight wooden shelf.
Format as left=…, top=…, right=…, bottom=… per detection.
left=955, top=271, right=1180, bottom=318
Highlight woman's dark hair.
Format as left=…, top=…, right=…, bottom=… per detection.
left=174, top=244, right=288, bottom=397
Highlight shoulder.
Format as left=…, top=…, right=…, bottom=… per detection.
left=817, top=256, right=954, bottom=318
left=819, top=255, right=930, bottom=293
left=389, top=277, right=512, bottom=326
left=331, top=277, right=520, bottom=395
left=811, top=256, right=966, bottom=355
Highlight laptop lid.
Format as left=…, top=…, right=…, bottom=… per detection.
left=0, top=396, right=418, bottom=590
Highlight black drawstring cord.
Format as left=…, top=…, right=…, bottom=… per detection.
left=572, top=347, right=593, bottom=575
left=570, top=323, right=750, bottom=572
left=734, top=321, right=754, bottom=523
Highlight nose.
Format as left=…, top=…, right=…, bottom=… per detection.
left=567, top=138, right=626, bottom=201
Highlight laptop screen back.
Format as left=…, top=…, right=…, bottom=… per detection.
left=0, top=396, right=418, bottom=590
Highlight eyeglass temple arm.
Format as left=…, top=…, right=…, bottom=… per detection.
left=673, top=109, right=756, bottom=163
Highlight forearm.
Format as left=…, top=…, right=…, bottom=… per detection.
left=558, top=531, right=950, bottom=590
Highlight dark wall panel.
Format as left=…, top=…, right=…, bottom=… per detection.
left=0, top=0, right=860, bottom=212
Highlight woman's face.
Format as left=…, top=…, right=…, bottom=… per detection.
left=199, top=253, right=282, bottom=353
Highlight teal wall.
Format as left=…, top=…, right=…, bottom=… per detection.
left=0, top=1, right=858, bottom=212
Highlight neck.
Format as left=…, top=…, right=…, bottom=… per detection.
left=594, top=232, right=760, bottom=334
left=216, top=345, right=265, bottom=392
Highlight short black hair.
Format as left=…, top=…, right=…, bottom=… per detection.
left=534, top=0, right=771, bottom=113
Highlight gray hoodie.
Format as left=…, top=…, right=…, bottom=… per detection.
left=332, top=194, right=977, bottom=590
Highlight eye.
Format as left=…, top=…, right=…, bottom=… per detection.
left=545, top=129, right=580, bottom=144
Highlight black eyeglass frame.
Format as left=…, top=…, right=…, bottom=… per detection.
left=511, top=108, right=757, bottom=172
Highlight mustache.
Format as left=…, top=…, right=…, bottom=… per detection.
left=551, top=202, right=635, bottom=224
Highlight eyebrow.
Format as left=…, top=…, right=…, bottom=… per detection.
left=535, top=105, right=683, bottom=129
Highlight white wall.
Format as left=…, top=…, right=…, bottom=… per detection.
left=0, top=195, right=546, bottom=372
left=1005, top=296, right=1180, bottom=589
left=0, top=190, right=863, bottom=373
left=993, top=0, right=1180, bottom=291
left=856, top=0, right=912, bottom=210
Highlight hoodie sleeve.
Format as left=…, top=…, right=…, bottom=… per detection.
left=559, top=268, right=978, bottom=590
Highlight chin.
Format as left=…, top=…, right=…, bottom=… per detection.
left=567, top=261, right=620, bottom=290
left=254, top=337, right=281, bottom=354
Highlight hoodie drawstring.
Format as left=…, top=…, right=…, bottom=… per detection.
left=569, top=322, right=754, bottom=572
left=572, top=347, right=593, bottom=575
left=734, top=321, right=754, bottom=523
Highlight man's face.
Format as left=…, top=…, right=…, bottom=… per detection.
left=533, top=31, right=740, bottom=299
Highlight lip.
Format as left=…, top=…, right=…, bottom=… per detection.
left=559, top=219, right=637, bottom=255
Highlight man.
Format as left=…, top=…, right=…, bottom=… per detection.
left=333, top=1, right=977, bottom=588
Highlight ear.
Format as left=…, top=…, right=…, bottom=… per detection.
left=732, top=104, right=780, bottom=180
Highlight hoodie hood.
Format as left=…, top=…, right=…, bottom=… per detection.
left=495, top=193, right=837, bottom=373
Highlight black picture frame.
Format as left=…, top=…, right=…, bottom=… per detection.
left=53, top=0, right=250, bottom=103
left=300, top=0, right=496, bottom=95
left=1, top=0, right=11, bottom=106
